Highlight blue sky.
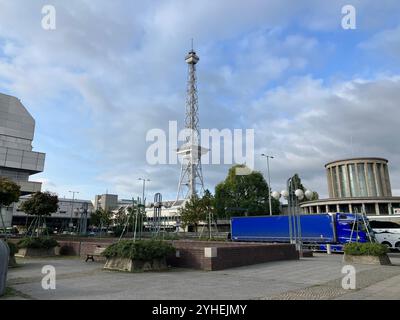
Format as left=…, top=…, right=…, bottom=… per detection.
left=0, top=0, right=400, bottom=201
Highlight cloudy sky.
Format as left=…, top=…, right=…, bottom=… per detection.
left=0, top=0, right=400, bottom=201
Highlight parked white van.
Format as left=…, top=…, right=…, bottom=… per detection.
left=368, top=215, right=400, bottom=251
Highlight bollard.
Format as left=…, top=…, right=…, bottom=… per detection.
left=326, top=244, right=332, bottom=255
left=0, top=240, right=10, bottom=296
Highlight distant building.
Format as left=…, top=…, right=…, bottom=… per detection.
left=301, top=157, right=400, bottom=215
left=0, top=93, right=45, bottom=227
left=94, top=194, right=118, bottom=211
left=12, top=196, right=94, bottom=231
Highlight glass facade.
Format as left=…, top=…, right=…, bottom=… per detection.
left=339, top=165, right=350, bottom=197
left=357, top=163, right=368, bottom=197
left=348, top=164, right=357, bottom=197
left=376, top=163, right=383, bottom=196
left=327, top=160, right=391, bottom=198
left=332, top=168, right=339, bottom=197
left=367, top=163, right=377, bottom=196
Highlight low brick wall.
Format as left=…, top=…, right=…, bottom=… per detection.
left=167, top=240, right=298, bottom=271
left=11, top=238, right=298, bottom=270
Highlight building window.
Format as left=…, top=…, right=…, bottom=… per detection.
left=339, top=165, right=350, bottom=197
left=332, top=167, right=339, bottom=197
left=357, top=163, right=367, bottom=196
left=348, top=164, right=357, bottom=197
left=367, top=163, right=377, bottom=196
left=376, top=163, right=383, bottom=197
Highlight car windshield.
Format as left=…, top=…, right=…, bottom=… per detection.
left=369, top=220, right=400, bottom=229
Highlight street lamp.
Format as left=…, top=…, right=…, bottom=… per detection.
left=138, top=178, right=150, bottom=204
left=272, top=186, right=314, bottom=255
left=68, top=191, right=79, bottom=233
left=138, top=178, right=150, bottom=238
left=261, top=154, right=274, bottom=216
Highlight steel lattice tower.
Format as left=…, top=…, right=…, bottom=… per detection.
left=176, top=47, right=207, bottom=202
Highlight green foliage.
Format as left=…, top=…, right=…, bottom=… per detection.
left=344, top=242, right=389, bottom=256
left=5, top=241, right=18, bottom=256
left=17, top=237, right=59, bottom=249
left=288, top=174, right=319, bottom=202
left=102, top=240, right=175, bottom=261
left=179, top=195, right=207, bottom=232
left=90, top=208, right=113, bottom=228
left=215, top=165, right=280, bottom=218
left=19, top=192, right=59, bottom=217
left=161, top=233, right=180, bottom=240
left=0, top=178, right=20, bottom=207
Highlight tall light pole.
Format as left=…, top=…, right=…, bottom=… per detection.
left=138, top=178, right=150, bottom=237
left=68, top=191, right=79, bottom=232
left=138, top=178, right=150, bottom=204
left=261, top=154, right=274, bottom=216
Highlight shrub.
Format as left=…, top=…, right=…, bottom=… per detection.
left=17, top=237, right=59, bottom=250
left=5, top=241, right=18, bottom=256
left=102, top=240, right=175, bottom=261
left=344, top=242, right=389, bottom=256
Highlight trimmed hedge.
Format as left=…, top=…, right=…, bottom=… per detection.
left=102, top=240, right=175, bottom=261
left=344, top=242, right=389, bottom=256
left=17, top=237, right=59, bottom=250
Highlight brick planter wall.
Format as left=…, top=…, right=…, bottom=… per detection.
left=11, top=238, right=298, bottom=270
left=167, top=240, right=298, bottom=271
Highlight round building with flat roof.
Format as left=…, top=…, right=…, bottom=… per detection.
left=301, top=157, right=400, bottom=215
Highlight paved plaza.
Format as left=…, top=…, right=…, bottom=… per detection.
left=2, top=253, right=400, bottom=300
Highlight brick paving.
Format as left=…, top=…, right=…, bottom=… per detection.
left=2, top=253, right=400, bottom=300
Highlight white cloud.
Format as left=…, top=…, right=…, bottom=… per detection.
left=0, top=1, right=399, bottom=201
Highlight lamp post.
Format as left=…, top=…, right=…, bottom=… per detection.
left=261, top=154, right=274, bottom=216
left=138, top=178, right=150, bottom=238
left=138, top=178, right=150, bottom=204
left=272, top=185, right=314, bottom=255
left=68, top=191, right=79, bottom=233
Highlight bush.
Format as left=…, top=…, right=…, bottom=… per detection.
left=344, top=242, right=389, bottom=256
left=102, top=240, right=175, bottom=261
left=5, top=241, right=18, bottom=256
left=17, top=237, right=59, bottom=250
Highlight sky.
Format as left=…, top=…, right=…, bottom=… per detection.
left=0, top=0, right=400, bottom=202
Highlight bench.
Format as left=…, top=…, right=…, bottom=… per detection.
left=85, top=246, right=106, bottom=262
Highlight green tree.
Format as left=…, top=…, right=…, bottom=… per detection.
left=179, top=195, right=206, bottom=232
left=19, top=192, right=59, bottom=217
left=288, top=173, right=319, bottom=202
left=19, top=191, right=58, bottom=236
left=90, top=208, right=112, bottom=230
left=0, top=178, right=21, bottom=237
left=214, top=164, right=280, bottom=218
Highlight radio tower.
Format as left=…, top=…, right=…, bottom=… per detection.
left=176, top=43, right=207, bottom=202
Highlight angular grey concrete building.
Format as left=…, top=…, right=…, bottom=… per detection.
left=0, top=93, right=45, bottom=227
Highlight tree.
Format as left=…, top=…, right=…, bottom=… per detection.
left=288, top=173, right=319, bottom=202
left=201, top=189, right=216, bottom=238
left=90, top=208, right=112, bottom=231
left=19, top=192, right=58, bottom=217
left=0, top=178, right=21, bottom=237
left=179, top=195, right=206, bottom=232
left=214, top=164, right=280, bottom=218
left=19, top=191, right=58, bottom=236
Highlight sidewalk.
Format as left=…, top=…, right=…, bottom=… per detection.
left=3, top=253, right=400, bottom=300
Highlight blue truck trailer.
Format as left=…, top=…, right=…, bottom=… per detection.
left=231, top=213, right=373, bottom=252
